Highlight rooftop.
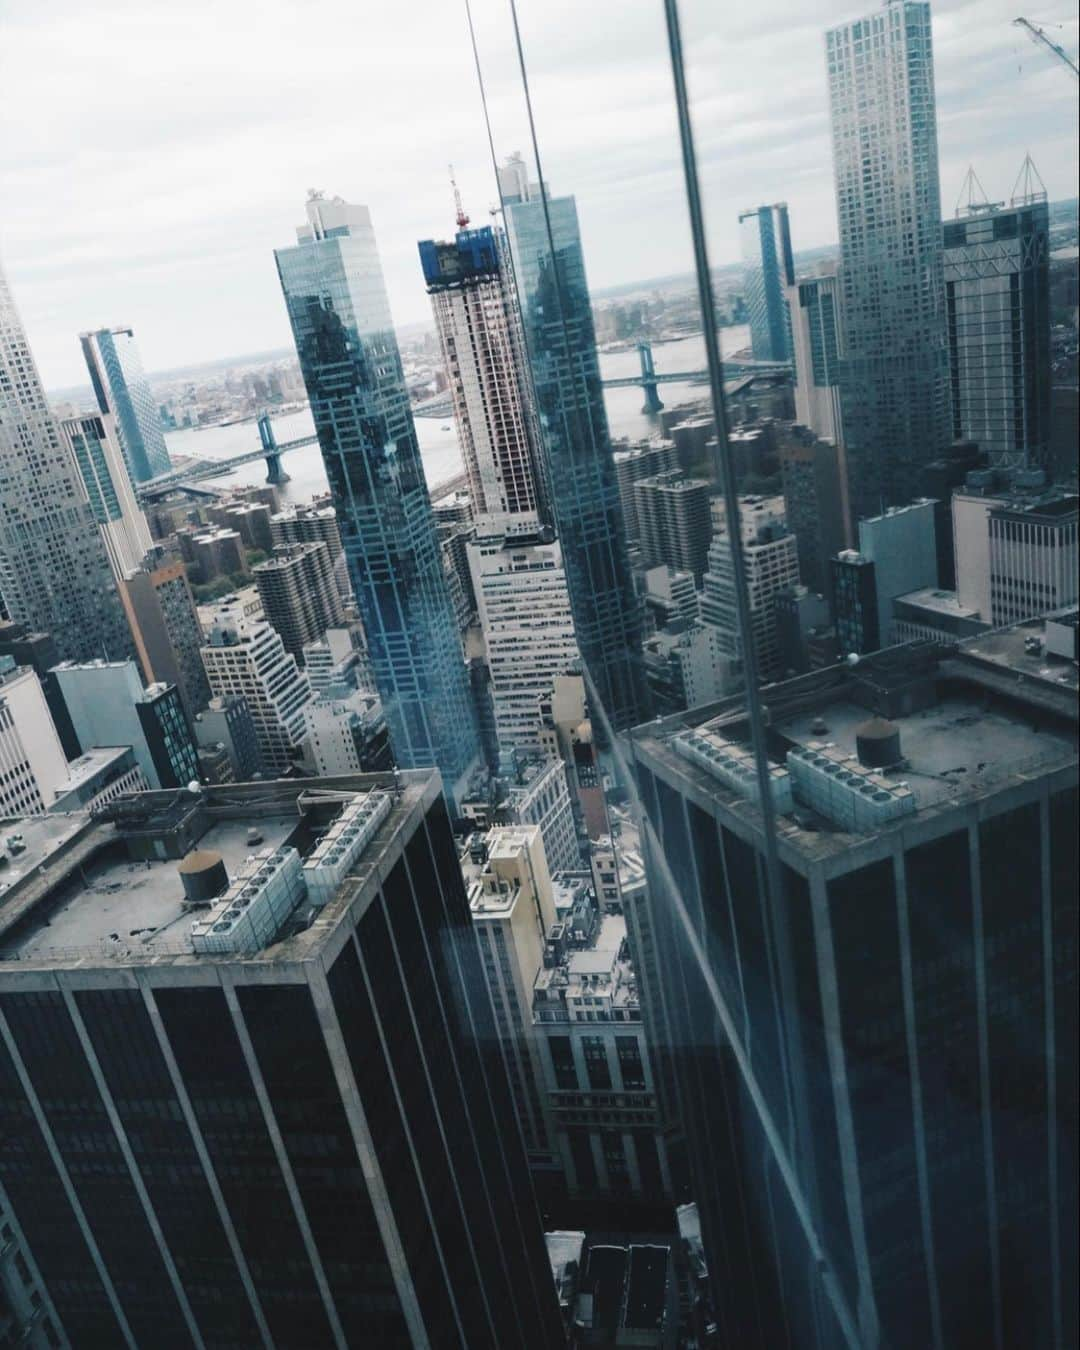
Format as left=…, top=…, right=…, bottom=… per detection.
left=895, top=587, right=982, bottom=620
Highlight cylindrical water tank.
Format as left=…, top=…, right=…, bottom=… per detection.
left=855, top=718, right=902, bottom=769
left=178, top=849, right=228, bottom=904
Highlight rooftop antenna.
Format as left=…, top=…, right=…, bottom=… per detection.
left=1011, top=152, right=1048, bottom=205
left=449, top=164, right=470, bottom=230
left=954, top=165, right=992, bottom=216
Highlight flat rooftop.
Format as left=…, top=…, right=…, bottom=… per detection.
left=895, top=587, right=981, bottom=620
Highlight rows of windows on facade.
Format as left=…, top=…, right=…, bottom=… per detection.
left=0, top=0, right=1076, bottom=1347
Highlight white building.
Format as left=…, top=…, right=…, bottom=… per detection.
left=0, top=664, right=69, bottom=815
left=506, top=758, right=580, bottom=875
left=468, top=529, right=578, bottom=753
left=58, top=412, right=152, bottom=581
left=302, top=685, right=385, bottom=775
left=200, top=600, right=314, bottom=775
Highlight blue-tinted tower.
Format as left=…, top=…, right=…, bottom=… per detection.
left=739, top=203, right=795, bottom=362
left=80, top=326, right=172, bottom=482
left=274, top=194, right=480, bottom=798
left=498, top=167, right=648, bottom=735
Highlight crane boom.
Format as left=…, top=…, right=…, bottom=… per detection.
left=1013, top=17, right=1080, bottom=80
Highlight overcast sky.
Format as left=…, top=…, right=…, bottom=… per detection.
left=2, top=0, right=1076, bottom=389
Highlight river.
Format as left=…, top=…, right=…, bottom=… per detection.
left=164, top=326, right=748, bottom=503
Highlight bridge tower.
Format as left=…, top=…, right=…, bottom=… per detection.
left=637, top=340, right=664, bottom=413
left=257, top=412, right=291, bottom=485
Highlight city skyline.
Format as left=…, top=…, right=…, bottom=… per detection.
left=1, top=0, right=1075, bottom=388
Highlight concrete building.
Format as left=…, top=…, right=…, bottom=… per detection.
left=778, top=425, right=851, bottom=594
left=179, top=526, right=247, bottom=585
left=856, top=498, right=940, bottom=644
left=200, top=601, right=313, bottom=775
left=642, top=565, right=699, bottom=630
left=48, top=746, right=147, bottom=814
left=739, top=203, right=795, bottom=362
left=891, top=587, right=988, bottom=644
left=0, top=264, right=134, bottom=664
left=628, top=628, right=1077, bottom=1349
left=642, top=622, right=727, bottom=715
left=119, top=559, right=212, bottom=718
left=468, top=529, right=578, bottom=753
left=0, top=774, right=564, bottom=1349
left=253, top=542, right=344, bottom=660
left=536, top=669, right=607, bottom=841
left=774, top=585, right=831, bottom=676
left=51, top=660, right=199, bottom=790
left=0, top=662, right=69, bottom=816
left=79, top=326, right=171, bottom=483
left=58, top=411, right=152, bottom=580
left=191, top=694, right=264, bottom=781
left=268, top=501, right=343, bottom=560
left=208, top=498, right=274, bottom=553
left=943, top=181, right=1051, bottom=470
left=301, top=685, right=390, bottom=775
left=634, top=473, right=713, bottom=583
left=506, top=758, right=581, bottom=875
left=787, top=270, right=844, bottom=444
left=0, top=625, right=80, bottom=759
left=419, top=223, right=544, bottom=530
left=612, top=439, right=681, bottom=547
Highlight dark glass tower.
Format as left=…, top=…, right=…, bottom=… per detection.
left=499, top=163, right=648, bottom=737
left=739, top=203, right=795, bottom=362
left=275, top=194, right=481, bottom=800
left=80, top=326, right=172, bottom=483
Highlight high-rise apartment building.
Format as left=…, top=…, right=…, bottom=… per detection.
left=200, top=600, right=314, bottom=775
left=58, top=412, right=152, bottom=579
left=739, top=203, right=795, bottom=362
left=119, top=560, right=212, bottom=719
left=468, top=527, right=578, bottom=753
left=80, top=326, right=171, bottom=482
left=612, top=438, right=681, bottom=547
left=634, top=472, right=713, bottom=583
left=268, top=501, right=343, bottom=561
left=628, top=632, right=1077, bottom=1349
left=253, top=542, right=344, bottom=660
left=275, top=194, right=480, bottom=798
left=0, top=773, right=564, bottom=1349
left=501, top=164, right=648, bottom=735
left=0, top=263, right=134, bottom=664
left=943, top=183, right=1051, bottom=470
left=788, top=270, right=845, bottom=445
left=420, top=223, right=544, bottom=529
left=825, top=0, right=950, bottom=518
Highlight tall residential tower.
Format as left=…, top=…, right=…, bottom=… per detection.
left=80, top=326, right=172, bottom=482
left=739, top=203, right=795, bottom=362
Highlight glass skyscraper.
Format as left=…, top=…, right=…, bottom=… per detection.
left=80, top=326, right=172, bottom=483
left=0, top=261, right=134, bottom=664
left=739, top=203, right=795, bottom=362
left=826, top=0, right=951, bottom=520
left=275, top=194, right=481, bottom=798
left=499, top=163, right=648, bottom=737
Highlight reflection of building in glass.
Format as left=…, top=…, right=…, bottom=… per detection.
left=826, top=1, right=950, bottom=518
left=630, top=633, right=1077, bottom=1350
left=80, top=326, right=172, bottom=482
left=275, top=194, right=480, bottom=798
left=943, top=184, right=1051, bottom=470
left=787, top=270, right=844, bottom=445
left=501, top=164, right=648, bottom=735
left=738, top=203, right=794, bottom=362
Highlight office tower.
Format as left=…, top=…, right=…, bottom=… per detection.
left=468, top=527, right=578, bottom=753
left=275, top=194, right=480, bottom=798
left=501, top=167, right=648, bottom=735
left=58, top=412, right=152, bottom=579
left=0, top=623, right=81, bottom=759
left=253, top=543, right=344, bottom=660
left=0, top=773, right=565, bottom=1350
left=192, top=693, right=264, bottom=780
left=778, top=426, right=851, bottom=595
left=419, top=223, right=544, bottom=528
left=52, top=659, right=199, bottom=790
left=826, top=0, right=950, bottom=518
left=700, top=501, right=800, bottom=684
left=80, top=326, right=171, bottom=482
left=0, top=662, right=69, bottom=815
left=201, top=600, right=314, bottom=775
left=119, top=560, right=212, bottom=719
left=612, top=439, right=681, bottom=547
left=738, top=203, right=795, bottom=362
left=634, top=473, right=713, bottom=583
left=944, top=179, right=1051, bottom=470
left=0, top=263, right=134, bottom=664
left=830, top=499, right=939, bottom=654
left=953, top=474, right=1078, bottom=626
left=464, top=825, right=561, bottom=1181
left=628, top=632, right=1077, bottom=1348
left=788, top=270, right=844, bottom=444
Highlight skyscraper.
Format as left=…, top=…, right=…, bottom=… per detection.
left=825, top=0, right=950, bottom=519
left=500, top=164, right=649, bottom=737
left=80, top=326, right=172, bottom=482
left=275, top=194, right=480, bottom=798
left=943, top=173, right=1051, bottom=470
left=58, top=411, right=152, bottom=579
left=0, top=773, right=565, bottom=1349
left=787, top=270, right=845, bottom=445
left=738, top=203, right=795, bottom=362
left=0, top=262, right=134, bottom=664
left=420, top=223, right=545, bottom=528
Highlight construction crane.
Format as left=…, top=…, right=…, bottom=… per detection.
left=1013, top=17, right=1080, bottom=80
left=449, top=164, right=470, bottom=230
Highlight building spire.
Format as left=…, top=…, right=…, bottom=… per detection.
left=954, top=166, right=991, bottom=216
left=1011, top=153, right=1047, bottom=206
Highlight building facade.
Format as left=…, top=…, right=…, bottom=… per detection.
left=57, top=412, right=152, bottom=580
left=0, top=663, right=69, bottom=816
left=788, top=270, right=845, bottom=444
left=253, top=542, right=344, bottom=660
left=826, top=0, right=951, bottom=517
left=274, top=194, right=480, bottom=798
left=80, top=326, right=171, bottom=483
left=739, top=203, right=795, bottom=362
left=119, top=560, right=212, bottom=720
left=634, top=473, right=713, bottom=584
left=778, top=426, right=851, bottom=596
